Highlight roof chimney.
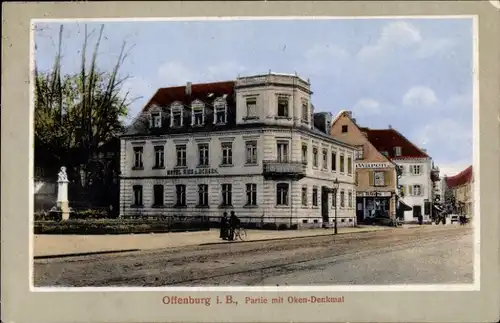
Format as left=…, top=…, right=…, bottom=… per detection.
left=186, top=82, right=192, bottom=96
left=352, top=118, right=357, bottom=124
left=388, top=124, right=392, bottom=129
left=422, top=148, right=427, bottom=152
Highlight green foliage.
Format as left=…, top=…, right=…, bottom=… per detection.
left=35, top=25, right=131, bottom=161
left=34, top=218, right=211, bottom=235
left=34, top=24, right=135, bottom=206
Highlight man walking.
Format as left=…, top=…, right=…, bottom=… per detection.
left=220, top=212, right=228, bottom=240
left=228, top=211, right=240, bottom=241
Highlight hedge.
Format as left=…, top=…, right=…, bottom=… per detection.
left=34, top=219, right=210, bottom=235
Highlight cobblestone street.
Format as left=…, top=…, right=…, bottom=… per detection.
left=33, top=225, right=473, bottom=287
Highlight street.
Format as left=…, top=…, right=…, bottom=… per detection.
left=33, top=225, right=473, bottom=287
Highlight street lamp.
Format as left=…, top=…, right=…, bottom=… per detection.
left=333, top=177, right=340, bottom=235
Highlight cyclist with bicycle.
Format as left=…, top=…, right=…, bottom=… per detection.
left=228, top=211, right=240, bottom=241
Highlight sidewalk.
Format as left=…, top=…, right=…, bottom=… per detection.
left=33, top=225, right=391, bottom=259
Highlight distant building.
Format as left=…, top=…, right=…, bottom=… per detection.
left=359, top=126, right=440, bottom=223
left=443, top=166, right=474, bottom=217
left=330, top=111, right=400, bottom=223
left=119, top=73, right=357, bottom=227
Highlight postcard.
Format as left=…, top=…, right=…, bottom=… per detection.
left=2, top=1, right=500, bottom=323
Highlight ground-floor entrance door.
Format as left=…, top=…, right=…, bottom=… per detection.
left=321, top=186, right=329, bottom=223
left=356, top=197, right=364, bottom=223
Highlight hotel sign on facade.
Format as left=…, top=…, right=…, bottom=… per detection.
left=166, top=168, right=219, bottom=177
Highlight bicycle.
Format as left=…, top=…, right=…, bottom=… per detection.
left=233, top=226, right=247, bottom=241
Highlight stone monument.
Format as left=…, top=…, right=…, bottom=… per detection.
left=57, top=166, right=70, bottom=220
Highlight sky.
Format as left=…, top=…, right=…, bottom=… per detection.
left=34, top=18, right=473, bottom=177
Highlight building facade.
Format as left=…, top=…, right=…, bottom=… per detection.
left=360, top=127, right=440, bottom=223
left=330, top=111, right=399, bottom=222
left=120, top=73, right=357, bottom=227
left=443, top=166, right=474, bottom=217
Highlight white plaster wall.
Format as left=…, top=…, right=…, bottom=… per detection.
left=120, top=129, right=357, bottom=226
left=396, top=159, right=433, bottom=222
left=235, top=74, right=313, bottom=129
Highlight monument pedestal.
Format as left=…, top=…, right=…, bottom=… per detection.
left=57, top=172, right=70, bottom=221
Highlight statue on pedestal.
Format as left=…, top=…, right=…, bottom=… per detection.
left=55, top=166, right=70, bottom=220
left=58, top=166, right=68, bottom=182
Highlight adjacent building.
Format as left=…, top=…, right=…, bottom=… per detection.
left=360, top=126, right=440, bottom=223
left=330, top=111, right=400, bottom=223
left=119, top=73, right=357, bottom=227
left=443, top=166, right=474, bottom=217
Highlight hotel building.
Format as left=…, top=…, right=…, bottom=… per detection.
left=119, top=73, right=357, bottom=227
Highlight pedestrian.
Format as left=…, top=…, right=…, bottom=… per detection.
left=220, top=212, right=228, bottom=240
left=228, top=211, right=240, bottom=241
left=460, top=215, right=466, bottom=225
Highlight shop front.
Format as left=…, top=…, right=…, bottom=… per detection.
left=356, top=191, right=394, bottom=222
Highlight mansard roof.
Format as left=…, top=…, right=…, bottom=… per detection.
left=143, top=81, right=235, bottom=113
left=125, top=81, right=236, bottom=135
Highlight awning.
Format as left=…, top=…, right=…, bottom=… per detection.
left=398, top=200, right=413, bottom=211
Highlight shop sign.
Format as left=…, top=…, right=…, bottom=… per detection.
left=166, top=168, right=218, bottom=177
left=356, top=162, right=392, bottom=169
left=356, top=191, right=392, bottom=197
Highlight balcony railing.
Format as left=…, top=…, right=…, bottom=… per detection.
left=263, top=160, right=306, bottom=179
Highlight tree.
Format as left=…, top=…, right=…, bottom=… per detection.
left=34, top=24, right=135, bottom=208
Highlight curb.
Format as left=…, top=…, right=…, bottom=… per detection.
left=198, top=227, right=389, bottom=246
left=34, top=249, right=141, bottom=260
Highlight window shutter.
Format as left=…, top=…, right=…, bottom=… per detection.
left=384, top=171, right=389, bottom=187
left=408, top=185, right=413, bottom=196
left=369, top=171, right=374, bottom=186
left=408, top=165, right=413, bottom=175
left=401, top=185, right=406, bottom=195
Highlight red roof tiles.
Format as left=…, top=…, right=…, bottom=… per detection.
left=361, top=128, right=430, bottom=160
left=445, top=166, right=473, bottom=188
left=143, top=81, right=235, bottom=112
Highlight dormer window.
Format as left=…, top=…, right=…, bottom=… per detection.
left=277, top=95, right=289, bottom=117
left=394, top=146, right=402, bottom=157
left=149, top=105, right=162, bottom=128
left=301, top=100, right=308, bottom=123
left=170, top=102, right=183, bottom=127
left=152, top=113, right=162, bottom=128
left=213, top=97, right=227, bottom=124
left=191, top=100, right=205, bottom=126
left=325, top=120, right=331, bottom=133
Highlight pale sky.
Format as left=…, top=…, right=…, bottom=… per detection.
left=34, top=18, right=473, bottom=177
